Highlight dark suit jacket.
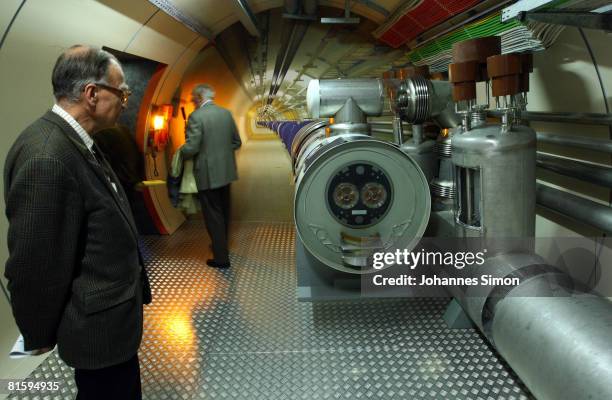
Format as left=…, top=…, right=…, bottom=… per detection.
left=3, top=110, right=152, bottom=369
left=181, top=102, right=242, bottom=190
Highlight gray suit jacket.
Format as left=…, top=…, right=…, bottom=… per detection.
left=181, top=102, right=242, bottom=190
left=3, top=111, right=152, bottom=369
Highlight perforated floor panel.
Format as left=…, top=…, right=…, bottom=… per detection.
left=7, top=220, right=533, bottom=400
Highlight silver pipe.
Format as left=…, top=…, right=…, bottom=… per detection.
left=334, top=97, right=365, bottom=124
left=393, top=117, right=404, bottom=146
left=492, top=293, right=612, bottom=400
left=368, top=121, right=410, bottom=126
left=465, top=170, right=473, bottom=225
left=412, top=124, right=424, bottom=146
left=371, top=128, right=394, bottom=134
left=536, top=182, right=612, bottom=233
left=537, top=152, right=612, bottom=188
left=537, top=132, right=612, bottom=153
left=488, top=110, right=612, bottom=126
left=444, top=249, right=612, bottom=400
left=307, top=79, right=384, bottom=118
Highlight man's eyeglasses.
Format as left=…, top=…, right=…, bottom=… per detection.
left=94, top=82, right=132, bottom=105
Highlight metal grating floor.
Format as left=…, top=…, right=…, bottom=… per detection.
left=8, top=220, right=533, bottom=400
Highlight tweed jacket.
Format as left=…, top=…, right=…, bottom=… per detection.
left=4, top=110, right=152, bottom=369
left=181, top=102, right=242, bottom=190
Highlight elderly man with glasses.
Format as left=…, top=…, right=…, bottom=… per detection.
left=4, top=45, right=150, bottom=400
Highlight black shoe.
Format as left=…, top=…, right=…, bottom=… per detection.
left=206, top=259, right=230, bottom=269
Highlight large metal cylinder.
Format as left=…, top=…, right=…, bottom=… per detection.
left=294, top=134, right=431, bottom=274
left=492, top=294, right=612, bottom=400
left=306, top=79, right=384, bottom=118
left=452, top=124, right=536, bottom=237
left=445, top=251, right=612, bottom=400
left=261, top=120, right=432, bottom=274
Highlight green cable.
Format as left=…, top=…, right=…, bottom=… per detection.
left=407, top=12, right=523, bottom=63
left=405, top=0, right=575, bottom=64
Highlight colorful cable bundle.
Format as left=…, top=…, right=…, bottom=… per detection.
left=376, top=0, right=482, bottom=48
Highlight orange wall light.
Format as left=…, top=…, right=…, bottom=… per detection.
left=149, top=104, right=173, bottom=152
left=152, top=114, right=165, bottom=130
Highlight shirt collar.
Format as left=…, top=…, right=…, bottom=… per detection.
left=51, top=104, right=94, bottom=152
left=199, top=99, right=213, bottom=108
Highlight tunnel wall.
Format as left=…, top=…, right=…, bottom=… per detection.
left=528, top=28, right=612, bottom=298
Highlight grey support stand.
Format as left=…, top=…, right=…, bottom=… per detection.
left=296, top=237, right=363, bottom=301
left=443, top=298, right=476, bottom=329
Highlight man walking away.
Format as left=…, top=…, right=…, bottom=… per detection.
left=180, top=84, right=242, bottom=269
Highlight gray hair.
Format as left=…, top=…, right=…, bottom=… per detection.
left=193, top=84, right=215, bottom=101
left=51, top=45, right=119, bottom=102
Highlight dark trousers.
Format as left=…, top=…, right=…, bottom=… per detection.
left=74, top=354, right=141, bottom=400
left=198, top=184, right=231, bottom=263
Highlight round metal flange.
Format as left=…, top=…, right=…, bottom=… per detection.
left=290, top=120, right=328, bottom=166
left=294, top=135, right=431, bottom=274
left=394, top=77, right=432, bottom=124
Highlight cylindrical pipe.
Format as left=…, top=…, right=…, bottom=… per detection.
left=393, top=117, right=403, bottom=146
left=537, top=152, right=612, bottom=188
left=307, top=79, right=384, bottom=118
left=371, top=128, right=394, bottom=134
left=334, top=98, right=366, bottom=124
left=412, top=124, right=424, bottom=145
left=488, top=110, right=612, bottom=126
left=536, top=182, right=612, bottom=233
left=369, top=121, right=410, bottom=127
left=537, top=132, right=612, bottom=153
left=445, top=251, right=612, bottom=400
left=492, top=294, right=612, bottom=400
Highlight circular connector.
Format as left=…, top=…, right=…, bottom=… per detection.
left=332, top=183, right=359, bottom=210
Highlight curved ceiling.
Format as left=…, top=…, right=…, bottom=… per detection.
left=134, top=0, right=513, bottom=119
left=206, top=1, right=410, bottom=119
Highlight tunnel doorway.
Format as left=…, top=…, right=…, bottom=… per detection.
left=99, top=47, right=169, bottom=235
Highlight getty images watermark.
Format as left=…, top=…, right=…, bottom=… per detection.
left=370, top=248, right=521, bottom=288
left=373, top=248, right=487, bottom=270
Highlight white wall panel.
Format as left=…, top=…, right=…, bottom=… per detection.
left=152, top=37, right=208, bottom=105
left=0, top=0, right=24, bottom=42
left=127, top=9, right=197, bottom=64
left=529, top=28, right=612, bottom=296
left=530, top=28, right=611, bottom=231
